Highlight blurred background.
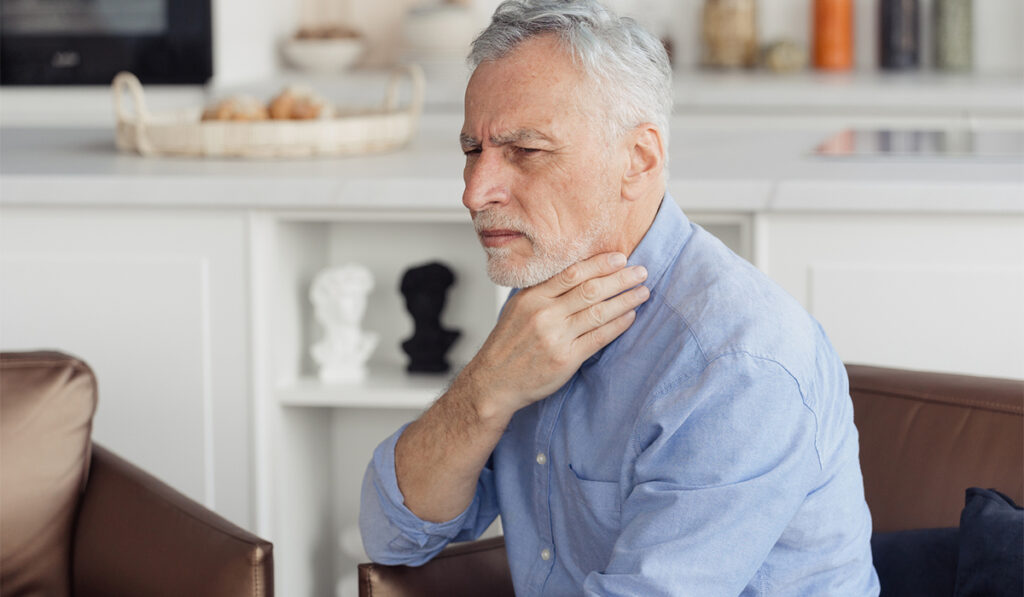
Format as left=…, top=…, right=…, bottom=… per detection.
left=2, top=0, right=1022, bottom=121
left=1, top=1, right=1022, bottom=596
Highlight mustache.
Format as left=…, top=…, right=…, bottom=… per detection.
left=472, top=211, right=534, bottom=241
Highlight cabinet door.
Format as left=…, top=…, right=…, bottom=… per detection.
left=0, top=208, right=253, bottom=528
left=760, top=213, right=1024, bottom=379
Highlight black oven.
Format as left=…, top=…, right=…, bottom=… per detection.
left=1, top=0, right=212, bottom=85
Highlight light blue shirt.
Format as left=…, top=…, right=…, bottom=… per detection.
left=361, top=196, right=880, bottom=596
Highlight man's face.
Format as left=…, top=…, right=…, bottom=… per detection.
left=461, top=35, right=625, bottom=288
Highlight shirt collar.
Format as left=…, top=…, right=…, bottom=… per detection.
left=625, top=192, right=690, bottom=293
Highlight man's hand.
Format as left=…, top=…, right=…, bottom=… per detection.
left=394, top=252, right=648, bottom=523
left=464, top=251, right=650, bottom=420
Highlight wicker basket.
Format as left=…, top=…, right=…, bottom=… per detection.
left=112, top=65, right=424, bottom=158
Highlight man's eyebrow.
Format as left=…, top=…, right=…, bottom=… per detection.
left=491, top=129, right=554, bottom=145
left=460, top=129, right=554, bottom=148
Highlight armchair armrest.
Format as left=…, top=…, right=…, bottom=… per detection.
left=358, top=536, right=513, bottom=597
left=72, top=444, right=273, bottom=597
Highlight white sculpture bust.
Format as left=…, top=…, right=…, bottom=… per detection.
left=310, top=264, right=379, bottom=383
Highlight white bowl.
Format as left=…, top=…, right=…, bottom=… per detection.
left=281, top=37, right=365, bottom=72
left=402, top=6, right=477, bottom=56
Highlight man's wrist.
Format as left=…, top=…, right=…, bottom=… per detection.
left=449, top=362, right=515, bottom=431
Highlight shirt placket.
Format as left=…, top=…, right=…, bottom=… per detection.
left=527, top=377, right=575, bottom=595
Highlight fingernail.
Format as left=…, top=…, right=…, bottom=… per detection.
left=634, top=266, right=648, bottom=280
left=608, top=253, right=627, bottom=267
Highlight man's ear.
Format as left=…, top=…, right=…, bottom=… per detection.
left=620, top=124, right=664, bottom=201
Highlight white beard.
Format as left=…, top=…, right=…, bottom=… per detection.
left=474, top=207, right=614, bottom=288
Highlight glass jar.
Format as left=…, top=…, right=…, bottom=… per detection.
left=935, top=0, right=972, bottom=71
left=879, top=0, right=920, bottom=70
left=813, top=0, right=854, bottom=71
left=701, top=0, right=758, bottom=69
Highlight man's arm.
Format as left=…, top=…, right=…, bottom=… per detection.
left=360, top=252, right=650, bottom=562
left=396, top=252, right=650, bottom=522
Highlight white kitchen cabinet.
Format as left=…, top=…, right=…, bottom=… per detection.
left=759, top=212, right=1024, bottom=379
left=0, top=207, right=254, bottom=529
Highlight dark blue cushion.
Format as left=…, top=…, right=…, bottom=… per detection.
left=954, top=487, right=1024, bottom=597
left=872, top=527, right=958, bottom=597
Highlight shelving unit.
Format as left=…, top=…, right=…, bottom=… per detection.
left=251, top=205, right=510, bottom=597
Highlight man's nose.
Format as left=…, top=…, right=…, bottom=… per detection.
left=462, top=149, right=511, bottom=212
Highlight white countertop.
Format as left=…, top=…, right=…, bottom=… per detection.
left=2, top=113, right=1022, bottom=214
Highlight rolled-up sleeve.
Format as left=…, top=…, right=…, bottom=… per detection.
left=583, top=353, right=823, bottom=596
left=359, top=423, right=500, bottom=566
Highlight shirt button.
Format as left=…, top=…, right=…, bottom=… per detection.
left=540, top=548, right=552, bottom=561
left=536, top=452, right=547, bottom=465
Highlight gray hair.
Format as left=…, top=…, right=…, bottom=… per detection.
left=469, top=0, right=672, bottom=150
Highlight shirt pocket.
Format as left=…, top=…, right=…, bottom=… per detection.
left=562, top=464, right=622, bottom=570
left=566, top=464, right=622, bottom=515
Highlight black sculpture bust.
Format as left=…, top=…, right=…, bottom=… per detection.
left=400, top=262, right=461, bottom=373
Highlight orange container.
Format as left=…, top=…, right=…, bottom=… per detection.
left=813, top=0, right=854, bottom=70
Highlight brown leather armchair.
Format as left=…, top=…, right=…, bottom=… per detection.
left=357, top=364, right=1024, bottom=596
left=0, top=351, right=274, bottom=597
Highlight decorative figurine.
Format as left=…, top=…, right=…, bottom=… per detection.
left=310, top=264, right=378, bottom=383
left=400, top=262, right=460, bottom=374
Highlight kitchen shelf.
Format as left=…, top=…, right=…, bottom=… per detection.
left=276, top=363, right=453, bottom=409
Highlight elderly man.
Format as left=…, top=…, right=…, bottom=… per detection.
left=360, top=1, right=880, bottom=594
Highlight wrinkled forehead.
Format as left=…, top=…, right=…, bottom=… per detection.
left=468, top=39, right=602, bottom=142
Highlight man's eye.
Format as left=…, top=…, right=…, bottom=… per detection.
left=514, top=147, right=540, bottom=155
left=463, top=148, right=481, bottom=156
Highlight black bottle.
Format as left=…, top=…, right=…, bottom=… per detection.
left=879, top=0, right=920, bottom=70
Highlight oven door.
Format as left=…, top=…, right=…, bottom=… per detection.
left=1, top=0, right=212, bottom=85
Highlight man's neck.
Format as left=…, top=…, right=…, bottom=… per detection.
left=615, top=185, right=666, bottom=259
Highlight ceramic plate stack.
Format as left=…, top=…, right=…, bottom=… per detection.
left=112, top=65, right=424, bottom=158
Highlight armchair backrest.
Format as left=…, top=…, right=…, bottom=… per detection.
left=0, top=351, right=98, bottom=596
left=848, top=364, right=1023, bottom=532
